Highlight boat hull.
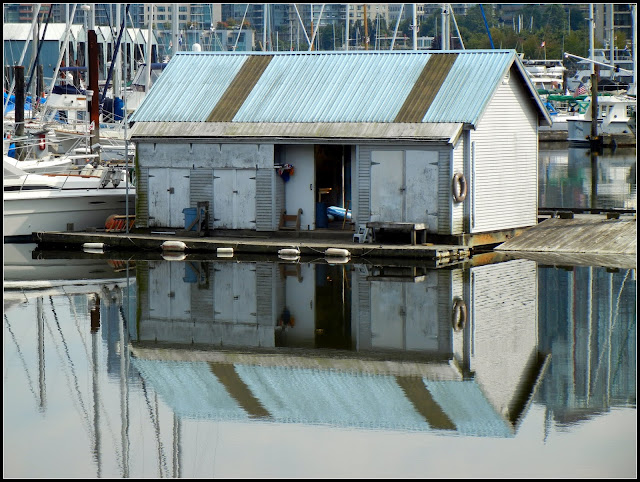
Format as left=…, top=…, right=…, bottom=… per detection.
left=567, top=118, right=634, bottom=146
left=3, top=188, right=135, bottom=240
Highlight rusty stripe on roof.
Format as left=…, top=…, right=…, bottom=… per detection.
left=394, top=53, right=458, bottom=123
left=207, top=55, right=274, bottom=122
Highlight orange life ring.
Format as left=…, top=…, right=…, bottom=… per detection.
left=452, top=172, right=467, bottom=203
left=452, top=298, right=467, bottom=332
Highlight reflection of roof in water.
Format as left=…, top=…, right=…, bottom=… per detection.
left=130, top=347, right=524, bottom=438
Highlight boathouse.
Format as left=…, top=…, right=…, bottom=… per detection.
left=4, top=23, right=157, bottom=86
left=129, top=50, right=551, bottom=245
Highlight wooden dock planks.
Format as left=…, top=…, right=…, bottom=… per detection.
left=495, top=216, right=636, bottom=255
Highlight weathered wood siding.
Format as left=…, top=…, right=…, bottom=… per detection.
left=449, top=138, right=465, bottom=234
left=361, top=145, right=447, bottom=231
left=438, top=146, right=455, bottom=235
left=255, top=168, right=275, bottom=231
left=470, top=67, right=538, bottom=233
left=136, top=166, right=149, bottom=227
left=135, top=141, right=275, bottom=230
left=190, top=169, right=214, bottom=229
left=355, top=145, right=372, bottom=227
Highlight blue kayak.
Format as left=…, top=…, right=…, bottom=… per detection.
left=327, top=206, right=352, bottom=220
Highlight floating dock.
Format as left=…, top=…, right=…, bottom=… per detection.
left=495, top=214, right=637, bottom=267
left=30, top=211, right=636, bottom=269
left=32, top=229, right=471, bottom=267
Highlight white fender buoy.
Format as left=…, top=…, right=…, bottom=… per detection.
left=83, top=247, right=104, bottom=254
left=325, top=256, right=350, bottom=264
left=279, top=254, right=300, bottom=262
left=325, top=248, right=350, bottom=258
left=217, top=247, right=234, bottom=257
left=83, top=242, right=105, bottom=250
left=162, top=252, right=186, bottom=261
left=162, top=240, right=187, bottom=251
left=278, top=248, right=300, bottom=256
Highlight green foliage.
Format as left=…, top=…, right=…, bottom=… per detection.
left=307, top=4, right=592, bottom=56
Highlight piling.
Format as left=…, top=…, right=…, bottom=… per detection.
left=590, top=71, right=603, bottom=152
left=14, top=65, right=26, bottom=161
left=88, top=29, right=100, bottom=155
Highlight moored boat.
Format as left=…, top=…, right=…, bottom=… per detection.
left=3, top=160, right=135, bottom=241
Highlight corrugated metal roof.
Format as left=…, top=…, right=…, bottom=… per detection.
left=3, top=23, right=77, bottom=41
left=424, top=50, right=514, bottom=124
left=130, top=50, right=546, bottom=128
left=131, top=54, right=248, bottom=122
left=395, top=52, right=458, bottom=123
left=207, top=55, right=274, bottom=122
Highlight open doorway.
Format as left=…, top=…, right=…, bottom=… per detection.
left=314, top=144, right=352, bottom=229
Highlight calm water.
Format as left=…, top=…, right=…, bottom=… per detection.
left=3, top=147, right=637, bottom=478
left=539, top=145, right=636, bottom=210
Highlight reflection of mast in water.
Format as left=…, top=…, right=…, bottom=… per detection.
left=172, top=413, right=181, bottom=478
left=590, top=149, right=598, bottom=209
left=4, top=313, right=40, bottom=408
left=119, top=284, right=130, bottom=478
left=37, top=298, right=47, bottom=412
left=538, top=265, right=636, bottom=422
left=91, top=295, right=101, bottom=477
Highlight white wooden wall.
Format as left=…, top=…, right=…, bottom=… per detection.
left=468, top=67, right=539, bottom=233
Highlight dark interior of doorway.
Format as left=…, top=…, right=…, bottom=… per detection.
left=314, top=144, right=352, bottom=230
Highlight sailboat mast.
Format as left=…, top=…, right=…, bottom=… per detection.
left=412, top=4, right=417, bottom=50
left=114, top=4, right=121, bottom=98
left=589, top=4, right=595, bottom=74
left=363, top=4, right=368, bottom=50
left=632, top=4, right=637, bottom=96
left=345, top=3, right=349, bottom=51
left=390, top=4, right=403, bottom=50
left=608, top=4, right=615, bottom=74
left=172, top=4, right=179, bottom=55
left=263, top=4, right=268, bottom=51
left=146, top=4, right=153, bottom=93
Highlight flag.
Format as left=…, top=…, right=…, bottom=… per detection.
left=541, top=41, right=545, bottom=48
left=574, top=82, right=587, bottom=97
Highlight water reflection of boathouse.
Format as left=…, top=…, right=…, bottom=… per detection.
left=131, top=257, right=548, bottom=437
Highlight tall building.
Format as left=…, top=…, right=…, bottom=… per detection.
left=595, top=3, right=634, bottom=49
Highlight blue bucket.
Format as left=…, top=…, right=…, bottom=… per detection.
left=183, top=207, right=198, bottom=231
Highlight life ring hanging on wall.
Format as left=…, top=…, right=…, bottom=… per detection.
left=452, top=172, right=467, bottom=203
left=451, top=297, right=467, bottom=332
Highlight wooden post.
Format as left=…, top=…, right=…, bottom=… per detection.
left=14, top=65, right=26, bottom=161
left=590, top=69, right=602, bottom=151
left=88, top=29, right=100, bottom=157
left=37, top=64, right=44, bottom=101
left=590, top=149, right=598, bottom=209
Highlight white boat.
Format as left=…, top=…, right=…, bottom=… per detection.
left=3, top=160, right=135, bottom=241
left=566, top=95, right=636, bottom=146
left=39, top=89, right=133, bottom=163
left=522, top=59, right=565, bottom=92
left=566, top=48, right=634, bottom=92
